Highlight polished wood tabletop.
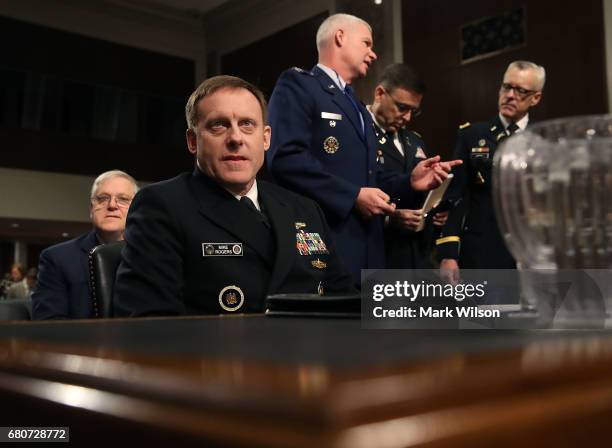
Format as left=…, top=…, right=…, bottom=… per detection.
left=1, top=315, right=612, bottom=447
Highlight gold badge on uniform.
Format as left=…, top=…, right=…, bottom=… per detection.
left=323, top=136, right=340, bottom=154
left=311, top=258, right=327, bottom=269
left=295, top=222, right=306, bottom=230
left=379, top=136, right=387, bottom=144
left=218, top=285, right=245, bottom=312
left=478, top=139, right=486, bottom=146
left=329, top=120, right=336, bottom=128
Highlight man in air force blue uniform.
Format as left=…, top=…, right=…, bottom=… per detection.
left=267, top=14, right=459, bottom=284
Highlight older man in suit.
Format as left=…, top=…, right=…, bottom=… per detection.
left=32, top=170, right=138, bottom=319
left=113, top=75, right=355, bottom=317
left=267, top=14, right=459, bottom=285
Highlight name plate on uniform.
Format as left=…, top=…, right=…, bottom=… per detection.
left=321, top=112, right=342, bottom=120
left=202, top=243, right=243, bottom=257
left=470, top=147, right=489, bottom=159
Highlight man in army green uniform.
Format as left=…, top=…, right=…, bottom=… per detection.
left=367, top=63, right=448, bottom=268
left=437, top=60, right=546, bottom=284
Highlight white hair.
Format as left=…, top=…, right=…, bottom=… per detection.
left=506, top=60, right=546, bottom=91
left=316, top=13, right=371, bottom=54
left=90, top=169, right=139, bottom=199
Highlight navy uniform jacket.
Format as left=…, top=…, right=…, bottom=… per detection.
left=376, top=126, right=438, bottom=268
left=267, top=66, right=413, bottom=283
left=113, top=170, right=355, bottom=317
left=32, top=231, right=98, bottom=319
left=436, top=116, right=515, bottom=269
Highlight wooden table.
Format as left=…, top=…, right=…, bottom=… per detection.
left=1, top=315, right=612, bottom=447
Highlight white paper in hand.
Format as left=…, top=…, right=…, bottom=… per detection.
left=415, top=174, right=454, bottom=232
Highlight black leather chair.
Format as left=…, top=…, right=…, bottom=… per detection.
left=0, top=298, right=32, bottom=321
left=88, top=240, right=125, bottom=318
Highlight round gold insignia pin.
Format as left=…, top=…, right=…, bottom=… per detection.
left=232, top=244, right=242, bottom=255
left=204, top=244, right=214, bottom=255
left=329, top=120, right=336, bottom=128
left=478, top=139, right=486, bottom=146
left=323, top=136, right=340, bottom=154
left=218, top=285, right=245, bottom=312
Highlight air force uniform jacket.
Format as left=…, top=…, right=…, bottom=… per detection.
left=267, top=66, right=413, bottom=283
left=436, top=116, right=516, bottom=269
left=113, top=170, right=355, bottom=317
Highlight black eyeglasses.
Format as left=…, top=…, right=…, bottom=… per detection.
left=385, top=90, right=422, bottom=117
left=500, top=83, right=537, bottom=99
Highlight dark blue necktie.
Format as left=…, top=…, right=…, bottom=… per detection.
left=507, top=122, right=519, bottom=135
left=344, top=84, right=365, bottom=136
left=240, top=196, right=270, bottom=229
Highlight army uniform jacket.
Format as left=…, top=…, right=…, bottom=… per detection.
left=436, top=116, right=516, bottom=269
left=113, top=170, right=355, bottom=317
left=267, top=66, right=413, bottom=283
left=374, top=125, right=438, bottom=268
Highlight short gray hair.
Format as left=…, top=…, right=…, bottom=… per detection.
left=185, top=75, right=267, bottom=131
left=90, top=170, right=139, bottom=199
left=316, top=14, right=371, bottom=54
left=506, top=60, right=546, bottom=91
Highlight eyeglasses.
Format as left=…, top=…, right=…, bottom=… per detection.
left=500, top=83, right=537, bottom=99
left=385, top=90, right=422, bottom=117
left=92, top=194, right=133, bottom=208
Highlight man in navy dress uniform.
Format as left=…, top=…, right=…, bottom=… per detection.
left=437, top=60, right=546, bottom=285
left=114, top=76, right=355, bottom=317
left=367, top=63, right=449, bottom=269
left=267, top=14, right=460, bottom=284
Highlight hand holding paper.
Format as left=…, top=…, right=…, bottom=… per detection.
left=390, top=209, right=423, bottom=231
left=410, top=156, right=462, bottom=191
left=414, top=173, right=454, bottom=231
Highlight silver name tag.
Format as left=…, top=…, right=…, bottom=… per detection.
left=202, top=243, right=243, bottom=257
left=321, top=112, right=342, bottom=120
